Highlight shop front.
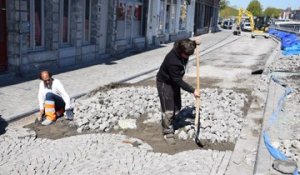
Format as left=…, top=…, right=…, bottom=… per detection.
left=194, top=0, right=219, bottom=35
left=148, top=0, right=193, bottom=45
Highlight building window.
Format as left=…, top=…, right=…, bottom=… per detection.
left=204, top=5, right=213, bottom=27
left=179, top=0, right=188, bottom=30
left=60, top=0, right=71, bottom=45
left=28, top=0, right=45, bottom=49
left=117, top=1, right=125, bottom=20
left=83, top=0, right=91, bottom=43
left=165, top=3, right=170, bottom=33
left=116, top=0, right=143, bottom=41
left=132, top=4, right=142, bottom=38
left=165, top=0, right=177, bottom=34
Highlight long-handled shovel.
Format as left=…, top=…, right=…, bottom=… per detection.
left=194, top=40, right=204, bottom=147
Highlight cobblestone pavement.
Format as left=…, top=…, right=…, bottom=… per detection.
left=0, top=127, right=231, bottom=175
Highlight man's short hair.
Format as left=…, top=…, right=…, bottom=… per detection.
left=175, top=39, right=196, bottom=56
left=39, top=70, right=52, bottom=80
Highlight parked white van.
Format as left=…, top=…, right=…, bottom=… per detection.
left=242, top=22, right=252, bottom=32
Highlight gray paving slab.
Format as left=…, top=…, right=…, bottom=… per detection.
left=217, top=151, right=232, bottom=175
left=0, top=31, right=233, bottom=122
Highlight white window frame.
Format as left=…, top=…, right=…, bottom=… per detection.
left=83, top=0, right=92, bottom=44
left=59, top=0, right=71, bottom=45
left=28, top=0, right=45, bottom=50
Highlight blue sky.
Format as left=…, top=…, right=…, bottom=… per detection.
left=228, top=0, right=300, bottom=10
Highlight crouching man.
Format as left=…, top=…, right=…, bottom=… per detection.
left=38, top=70, right=73, bottom=126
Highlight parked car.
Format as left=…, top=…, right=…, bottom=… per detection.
left=242, top=22, right=252, bottom=32
left=222, top=20, right=233, bottom=29
left=218, top=17, right=223, bottom=25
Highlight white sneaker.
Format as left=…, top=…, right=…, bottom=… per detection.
left=41, top=119, right=53, bottom=126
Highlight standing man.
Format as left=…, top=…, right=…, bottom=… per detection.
left=156, top=39, right=200, bottom=144
left=38, top=70, right=73, bottom=125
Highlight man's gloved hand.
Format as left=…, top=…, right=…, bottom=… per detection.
left=191, top=37, right=201, bottom=46
left=65, top=109, right=74, bottom=120
left=193, top=89, right=200, bottom=98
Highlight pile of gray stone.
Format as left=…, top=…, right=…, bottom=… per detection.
left=183, top=89, right=247, bottom=143
left=280, top=76, right=300, bottom=102
left=73, top=86, right=248, bottom=143
left=278, top=139, right=300, bottom=170
left=267, top=55, right=300, bottom=73
left=268, top=76, right=300, bottom=173
left=74, top=86, right=160, bottom=133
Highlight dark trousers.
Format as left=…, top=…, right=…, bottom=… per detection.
left=45, top=92, right=65, bottom=110
left=156, top=80, right=181, bottom=135
left=44, top=92, right=65, bottom=121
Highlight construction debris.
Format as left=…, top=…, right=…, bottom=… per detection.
left=73, top=86, right=248, bottom=144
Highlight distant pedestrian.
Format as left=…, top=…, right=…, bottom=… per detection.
left=156, top=38, right=200, bottom=144
left=37, top=70, right=73, bottom=126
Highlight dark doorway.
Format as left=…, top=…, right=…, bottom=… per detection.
left=0, top=0, right=7, bottom=72
left=194, top=2, right=201, bottom=35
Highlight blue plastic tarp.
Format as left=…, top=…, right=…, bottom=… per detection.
left=268, top=29, right=300, bottom=55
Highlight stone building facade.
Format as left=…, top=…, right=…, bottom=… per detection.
left=0, top=0, right=220, bottom=75
left=3, top=0, right=110, bottom=75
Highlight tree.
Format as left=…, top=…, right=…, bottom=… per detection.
left=220, top=0, right=229, bottom=10
left=264, top=7, right=282, bottom=18
left=220, top=6, right=238, bottom=18
left=247, top=0, right=263, bottom=16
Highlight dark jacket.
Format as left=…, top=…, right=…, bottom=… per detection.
left=157, top=49, right=195, bottom=93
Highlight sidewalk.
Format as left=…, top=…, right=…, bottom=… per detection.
left=0, top=31, right=233, bottom=122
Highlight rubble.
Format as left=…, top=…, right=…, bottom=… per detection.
left=263, top=54, right=300, bottom=174
left=273, top=159, right=298, bottom=174
left=277, top=139, right=300, bottom=172
left=266, top=55, right=300, bottom=73
left=73, top=86, right=248, bottom=143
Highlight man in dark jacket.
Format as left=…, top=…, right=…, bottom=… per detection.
left=156, top=38, right=200, bottom=144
